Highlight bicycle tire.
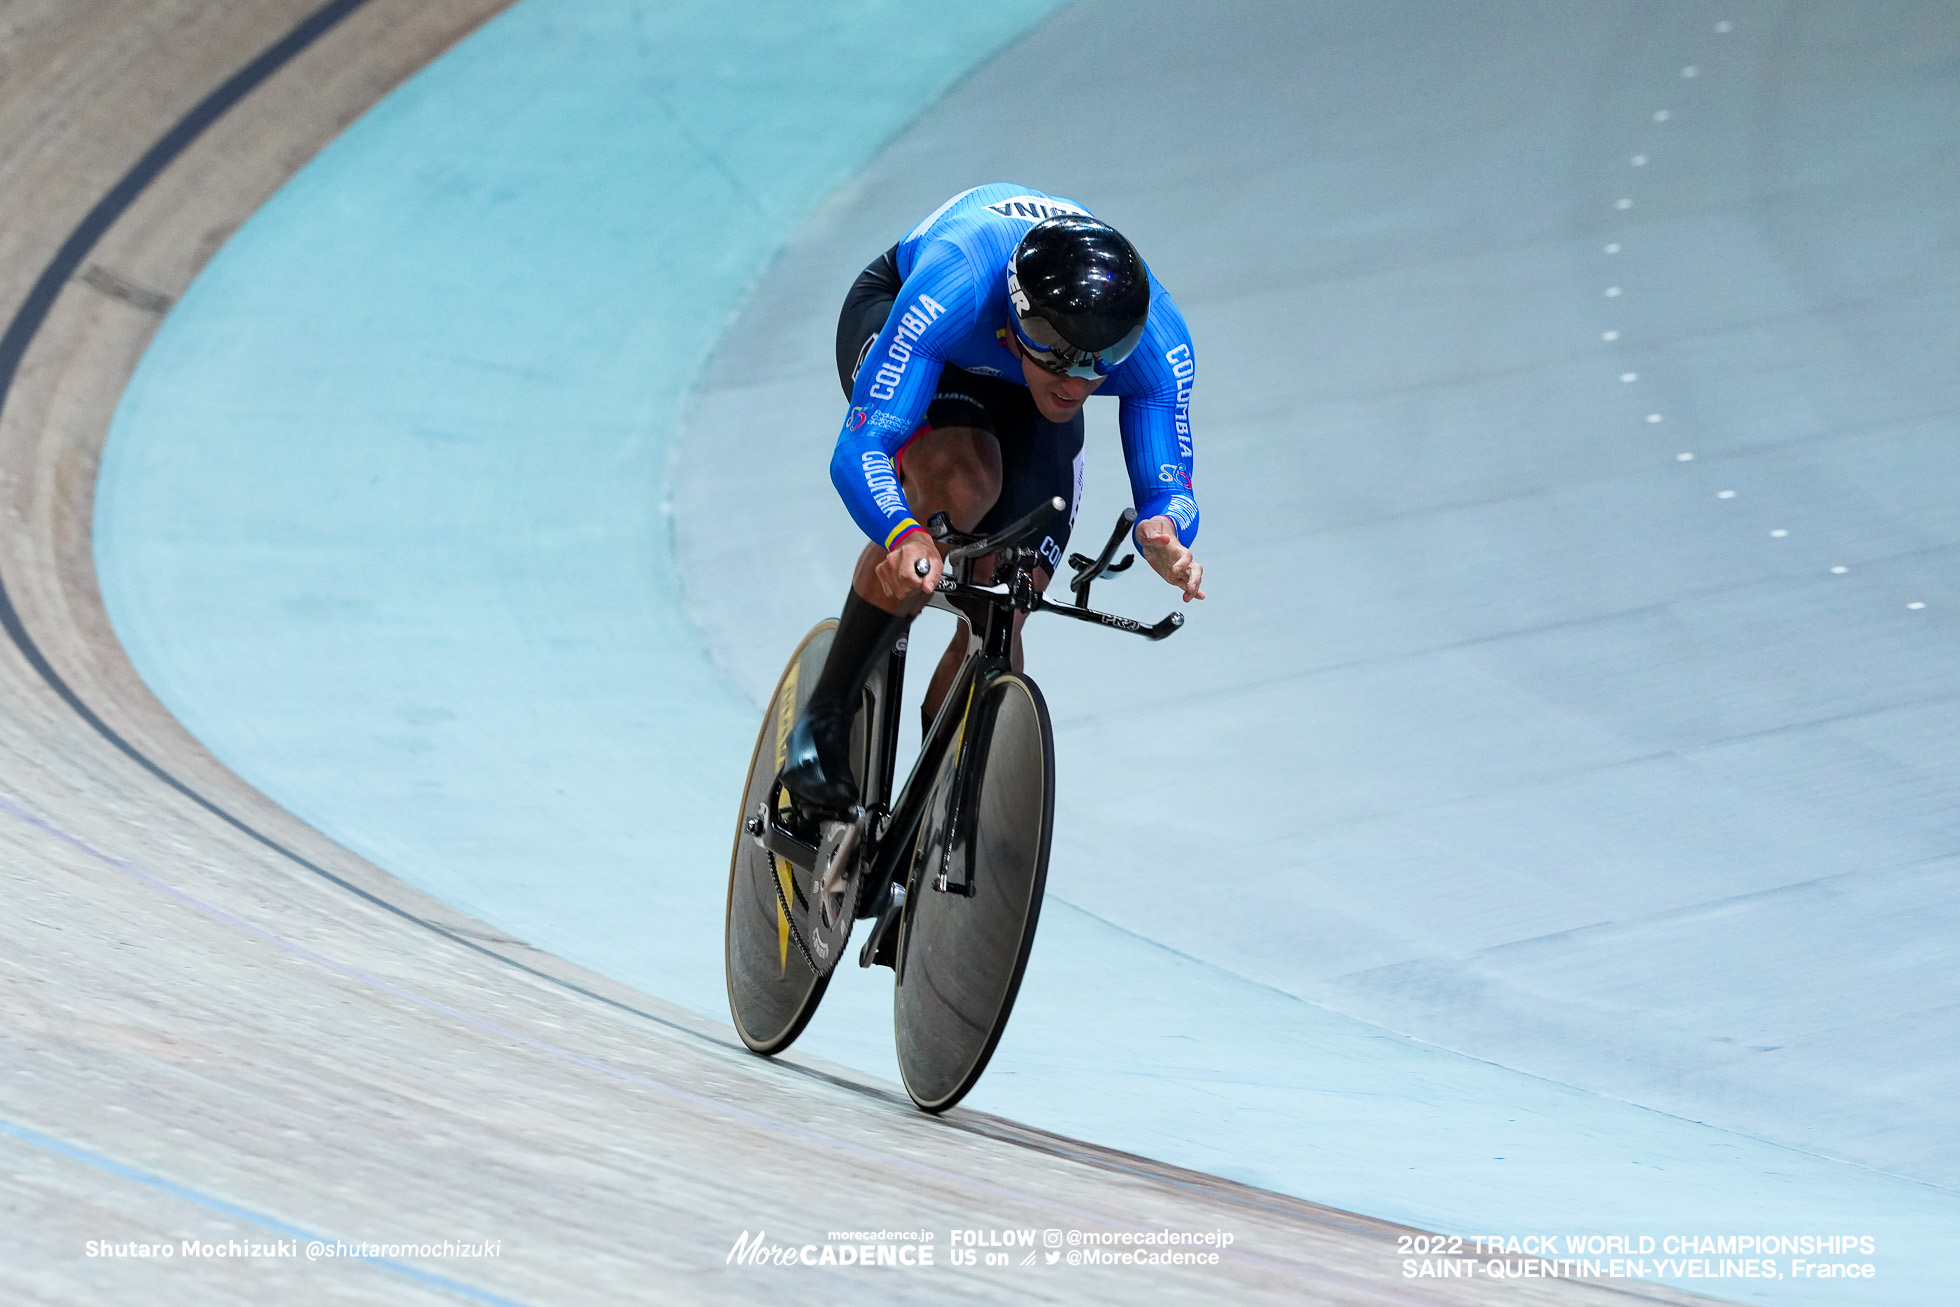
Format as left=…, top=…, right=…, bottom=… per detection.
left=724, top=619, right=868, bottom=1054
left=892, top=670, right=1055, bottom=1112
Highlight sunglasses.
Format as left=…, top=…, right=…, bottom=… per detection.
left=1009, top=313, right=1145, bottom=379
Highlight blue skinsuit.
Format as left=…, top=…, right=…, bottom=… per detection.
left=830, top=183, right=1199, bottom=552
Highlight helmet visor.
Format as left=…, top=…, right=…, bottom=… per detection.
left=1010, top=311, right=1147, bottom=379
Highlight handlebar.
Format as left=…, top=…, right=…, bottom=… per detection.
left=1034, top=594, right=1183, bottom=641
left=914, top=504, right=1182, bottom=643
left=929, top=496, right=1067, bottom=565
left=1067, top=508, right=1136, bottom=608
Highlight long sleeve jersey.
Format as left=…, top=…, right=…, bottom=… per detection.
left=830, top=183, right=1199, bottom=551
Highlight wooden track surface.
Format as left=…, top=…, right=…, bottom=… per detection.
left=0, top=3, right=1724, bottom=1302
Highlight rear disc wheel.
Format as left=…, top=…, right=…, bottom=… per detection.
left=724, top=620, right=865, bottom=1054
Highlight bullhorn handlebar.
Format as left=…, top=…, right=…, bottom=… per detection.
left=919, top=501, right=1183, bottom=642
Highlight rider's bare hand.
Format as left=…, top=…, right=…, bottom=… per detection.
left=873, top=532, right=942, bottom=606
left=1135, top=515, right=1206, bottom=602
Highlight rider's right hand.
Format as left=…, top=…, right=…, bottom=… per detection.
left=873, top=532, right=942, bottom=605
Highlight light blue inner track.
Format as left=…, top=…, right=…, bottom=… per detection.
left=98, top=1, right=1960, bottom=1302
left=98, top=0, right=1061, bottom=1006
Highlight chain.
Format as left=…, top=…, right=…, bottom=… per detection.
left=768, top=851, right=824, bottom=977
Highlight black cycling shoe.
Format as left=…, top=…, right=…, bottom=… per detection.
left=779, top=700, right=858, bottom=814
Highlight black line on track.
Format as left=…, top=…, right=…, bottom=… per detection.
left=0, top=4, right=1495, bottom=1249
left=0, top=0, right=734, bottom=1050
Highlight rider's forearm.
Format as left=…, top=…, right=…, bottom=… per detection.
left=830, top=340, right=949, bottom=550
left=1117, top=390, right=1198, bottom=550
left=829, top=435, right=923, bottom=549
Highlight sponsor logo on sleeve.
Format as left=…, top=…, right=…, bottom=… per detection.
left=867, top=293, right=946, bottom=402
left=983, top=195, right=1090, bottom=222
left=847, top=406, right=912, bottom=436
left=1158, top=463, right=1193, bottom=491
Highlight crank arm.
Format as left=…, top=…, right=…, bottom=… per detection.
left=857, top=881, right=906, bottom=969
left=745, top=791, right=820, bottom=872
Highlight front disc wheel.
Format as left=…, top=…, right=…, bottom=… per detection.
left=893, top=671, right=1055, bottom=1112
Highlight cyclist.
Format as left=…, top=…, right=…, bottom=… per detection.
left=781, top=183, right=1204, bottom=814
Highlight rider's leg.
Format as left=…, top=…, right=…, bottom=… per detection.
left=915, top=381, right=1083, bottom=732
left=916, top=412, right=1082, bottom=732
left=781, top=425, right=1000, bottom=811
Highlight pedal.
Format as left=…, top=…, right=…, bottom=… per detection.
left=858, top=883, right=906, bottom=970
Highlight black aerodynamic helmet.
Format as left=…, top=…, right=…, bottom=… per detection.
left=1005, top=216, right=1150, bottom=378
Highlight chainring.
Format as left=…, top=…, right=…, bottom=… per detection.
left=767, top=819, right=863, bottom=981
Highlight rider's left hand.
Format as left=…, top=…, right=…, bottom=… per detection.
left=1135, top=515, right=1206, bottom=602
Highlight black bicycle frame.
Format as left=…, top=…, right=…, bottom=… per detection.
left=747, top=552, right=1010, bottom=887
left=864, top=558, right=1030, bottom=896
left=755, top=497, right=1180, bottom=896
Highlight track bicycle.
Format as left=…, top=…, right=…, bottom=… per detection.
left=724, top=497, right=1183, bottom=1112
